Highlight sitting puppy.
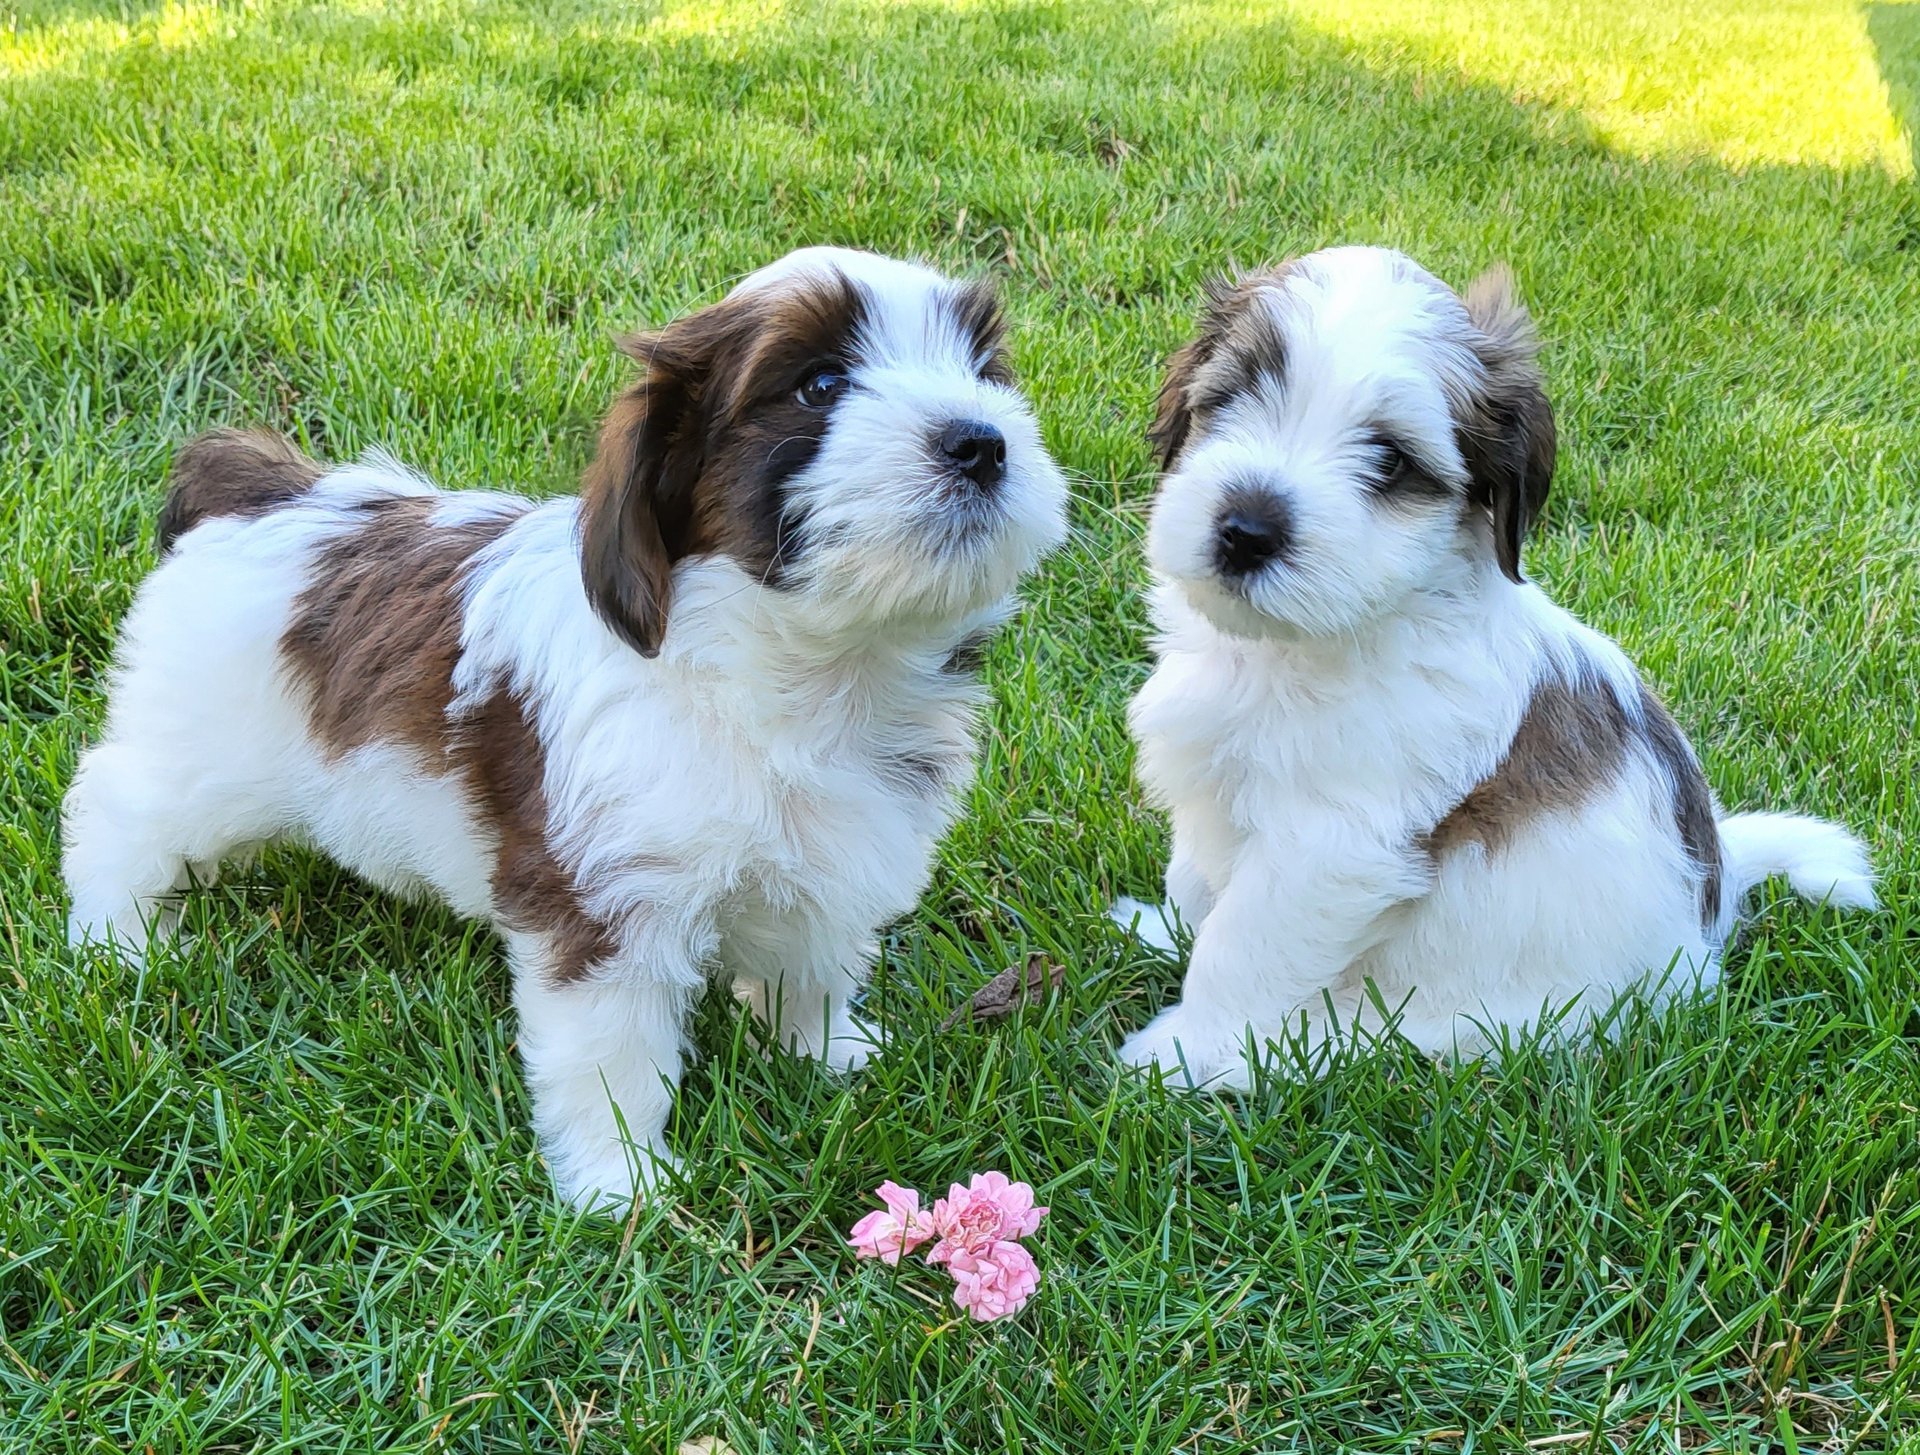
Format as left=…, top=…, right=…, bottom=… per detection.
left=1114, top=246, right=1874, bottom=1086
left=64, top=247, right=1068, bottom=1208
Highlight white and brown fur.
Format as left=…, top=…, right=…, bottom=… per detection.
left=1114, top=245, right=1875, bottom=1087
left=63, top=247, right=1069, bottom=1209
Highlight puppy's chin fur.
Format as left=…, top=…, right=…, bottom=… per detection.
left=62, top=246, right=1068, bottom=1214
left=1118, top=245, right=1875, bottom=1090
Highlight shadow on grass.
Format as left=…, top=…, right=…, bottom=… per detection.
left=1867, top=1, right=1920, bottom=169
left=6, top=0, right=1912, bottom=472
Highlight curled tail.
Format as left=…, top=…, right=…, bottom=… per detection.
left=1719, top=811, right=1877, bottom=911
left=156, top=428, right=325, bottom=553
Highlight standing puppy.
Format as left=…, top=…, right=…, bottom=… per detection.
left=64, top=247, right=1068, bottom=1208
left=1115, top=246, right=1874, bottom=1086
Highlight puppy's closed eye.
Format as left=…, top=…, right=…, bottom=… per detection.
left=1363, top=433, right=1450, bottom=502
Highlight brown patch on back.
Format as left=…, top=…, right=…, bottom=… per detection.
left=1424, top=670, right=1727, bottom=932
left=1637, top=684, right=1725, bottom=928
left=1424, top=674, right=1633, bottom=858
left=282, top=496, right=616, bottom=982
left=157, top=428, right=326, bottom=553
left=281, top=496, right=492, bottom=756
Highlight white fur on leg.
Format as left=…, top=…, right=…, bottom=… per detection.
left=1121, top=845, right=1420, bottom=1088
left=1163, top=845, right=1217, bottom=930
left=64, top=744, right=200, bottom=955
left=512, top=940, right=687, bottom=1213
left=1109, top=896, right=1184, bottom=957
left=742, top=978, right=884, bottom=1073
left=729, top=914, right=886, bottom=1073
left=1120, top=990, right=1385, bottom=1089
left=1117, top=999, right=1255, bottom=1089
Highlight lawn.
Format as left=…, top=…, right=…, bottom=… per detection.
left=3, top=0, right=1918, bottom=1448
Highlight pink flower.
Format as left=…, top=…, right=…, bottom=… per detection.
left=845, top=1180, right=935, bottom=1265
left=926, top=1171, right=1048, bottom=1262
left=846, top=1170, right=1049, bottom=1323
left=944, top=1240, right=1040, bottom=1322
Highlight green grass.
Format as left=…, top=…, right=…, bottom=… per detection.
left=4, top=0, right=1918, bottom=1447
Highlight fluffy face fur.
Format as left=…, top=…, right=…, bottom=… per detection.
left=1145, top=247, right=1553, bottom=640
left=580, top=248, right=1062, bottom=655
left=63, top=247, right=1068, bottom=1211
left=1115, top=246, right=1875, bottom=1087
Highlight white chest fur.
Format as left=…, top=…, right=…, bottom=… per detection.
left=455, top=504, right=982, bottom=975
left=1129, top=580, right=1539, bottom=880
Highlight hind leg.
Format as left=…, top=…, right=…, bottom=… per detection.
left=63, top=737, right=280, bottom=955
left=64, top=504, right=324, bottom=955
left=64, top=742, right=197, bottom=952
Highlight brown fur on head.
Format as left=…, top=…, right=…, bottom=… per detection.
left=576, top=273, right=873, bottom=657
left=1148, top=266, right=1295, bottom=472
left=1151, top=259, right=1556, bottom=585
left=1457, top=264, right=1556, bottom=583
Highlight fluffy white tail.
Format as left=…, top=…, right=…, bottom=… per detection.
left=1720, top=812, right=1877, bottom=911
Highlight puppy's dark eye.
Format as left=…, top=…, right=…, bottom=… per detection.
left=1364, top=434, right=1451, bottom=503
left=1373, top=439, right=1408, bottom=482
left=797, top=370, right=849, bottom=408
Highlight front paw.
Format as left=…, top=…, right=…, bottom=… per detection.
left=819, top=1012, right=884, bottom=1074
left=1108, top=896, right=1183, bottom=956
left=550, top=1139, right=679, bottom=1216
left=1117, top=1004, right=1251, bottom=1090
left=785, top=1007, right=885, bottom=1074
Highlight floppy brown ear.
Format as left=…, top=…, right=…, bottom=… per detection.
left=1459, top=264, right=1556, bottom=583
left=577, top=327, right=711, bottom=657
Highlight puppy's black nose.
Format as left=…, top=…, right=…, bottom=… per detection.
left=1214, top=497, right=1291, bottom=576
left=938, top=420, right=1007, bottom=491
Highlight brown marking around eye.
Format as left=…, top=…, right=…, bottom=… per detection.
left=579, top=272, right=872, bottom=653
left=1151, top=262, right=1301, bottom=471
left=945, top=278, right=1015, bottom=386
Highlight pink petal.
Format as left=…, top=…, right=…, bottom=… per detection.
left=1013, top=1203, right=1049, bottom=1239
left=988, top=1241, right=1040, bottom=1302
left=970, top=1170, right=1011, bottom=1199
left=941, top=1240, right=1039, bottom=1322
left=899, top=1216, right=934, bottom=1256
left=849, top=1183, right=937, bottom=1264
left=846, top=1209, right=899, bottom=1261
left=876, top=1180, right=922, bottom=1222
